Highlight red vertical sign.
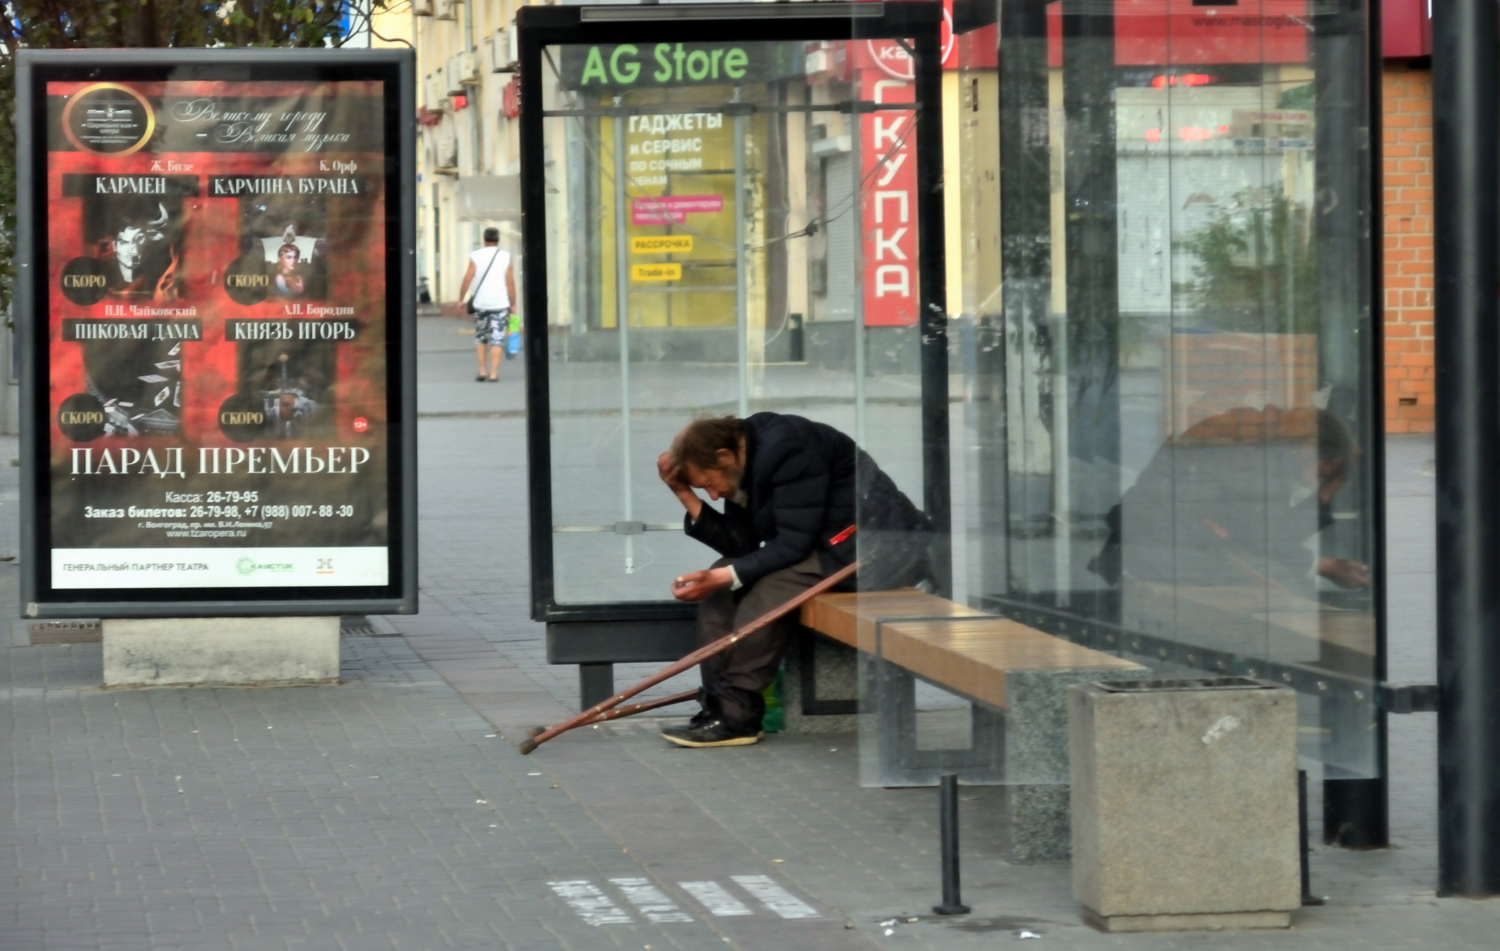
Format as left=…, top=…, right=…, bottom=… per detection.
left=858, top=61, right=919, bottom=327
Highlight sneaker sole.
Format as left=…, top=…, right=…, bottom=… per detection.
left=660, top=731, right=763, bottom=749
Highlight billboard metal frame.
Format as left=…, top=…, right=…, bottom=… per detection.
left=16, top=48, right=418, bottom=618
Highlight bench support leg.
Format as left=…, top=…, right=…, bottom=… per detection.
left=865, top=657, right=1007, bottom=781
left=1002, top=667, right=1144, bottom=863
left=798, top=628, right=859, bottom=716
left=872, top=660, right=920, bottom=775
left=579, top=663, right=614, bottom=711
left=1007, top=785, right=1071, bottom=864
left=782, top=629, right=859, bottom=734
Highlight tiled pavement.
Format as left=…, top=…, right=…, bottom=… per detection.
left=2, top=320, right=1492, bottom=950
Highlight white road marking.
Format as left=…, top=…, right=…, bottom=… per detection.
left=547, top=880, right=633, bottom=925
left=731, top=875, right=820, bottom=919
left=610, top=877, right=694, bottom=923
left=679, top=880, right=753, bottom=917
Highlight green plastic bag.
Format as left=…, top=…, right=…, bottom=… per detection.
left=504, top=313, right=523, bottom=358
left=762, top=666, right=785, bottom=733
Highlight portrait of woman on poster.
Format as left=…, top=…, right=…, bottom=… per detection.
left=271, top=243, right=307, bottom=298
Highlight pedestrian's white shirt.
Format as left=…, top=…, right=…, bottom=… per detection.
left=468, top=247, right=510, bottom=311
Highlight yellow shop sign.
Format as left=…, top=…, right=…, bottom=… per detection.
left=631, top=263, right=682, bottom=281
left=631, top=236, right=694, bottom=253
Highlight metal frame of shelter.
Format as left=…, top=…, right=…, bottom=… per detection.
left=517, top=2, right=948, bottom=694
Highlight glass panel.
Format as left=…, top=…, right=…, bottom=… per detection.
left=539, top=36, right=928, bottom=607
left=857, top=0, right=1378, bottom=787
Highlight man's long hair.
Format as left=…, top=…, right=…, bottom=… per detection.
left=672, top=415, right=743, bottom=471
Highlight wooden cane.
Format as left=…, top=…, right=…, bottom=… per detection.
left=522, top=689, right=698, bottom=741
left=584, top=688, right=699, bottom=725
left=519, top=560, right=858, bottom=754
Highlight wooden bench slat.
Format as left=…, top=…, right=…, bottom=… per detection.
left=880, top=618, right=1141, bottom=708
left=801, top=589, right=1143, bottom=710
left=799, top=589, right=985, bottom=649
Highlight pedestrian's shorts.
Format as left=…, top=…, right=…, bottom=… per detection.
left=474, top=308, right=509, bottom=346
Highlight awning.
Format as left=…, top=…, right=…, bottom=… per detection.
left=455, top=174, right=521, bottom=221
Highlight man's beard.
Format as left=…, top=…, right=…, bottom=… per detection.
left=728, top=468, right=748, bottom=508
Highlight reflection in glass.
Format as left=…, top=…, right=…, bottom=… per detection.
left=946, top=1, right=1378, bottom=781
left=841, top=1, right=1377, bottom=792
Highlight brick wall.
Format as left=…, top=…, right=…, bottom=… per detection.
left=1382, top=62, right=1434, bottom=434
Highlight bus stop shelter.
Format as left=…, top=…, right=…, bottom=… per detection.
left=518, top=0, right=1500, bottom=896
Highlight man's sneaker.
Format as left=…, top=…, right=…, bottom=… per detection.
left=661, top=718, right=762, bottom=748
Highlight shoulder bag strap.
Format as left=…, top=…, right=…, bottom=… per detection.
left=469, top=246, right=501, bottom=305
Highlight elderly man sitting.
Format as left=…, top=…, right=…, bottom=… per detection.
left=656, top=413, right=932, bottom=748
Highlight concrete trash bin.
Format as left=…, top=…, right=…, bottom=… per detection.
left=1068, top=678, right=1300, bottom=932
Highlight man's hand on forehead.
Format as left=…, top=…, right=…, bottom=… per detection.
left=658, top=450, right=689, bottom=492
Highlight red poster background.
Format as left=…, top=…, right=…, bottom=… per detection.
left=45, top=80, right=391, bottom=555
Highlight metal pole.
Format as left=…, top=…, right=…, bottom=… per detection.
left=734, top=93, right=750, bottom=419
left=912, top=16, right=952, bottom=594
left=0, top=302, right=12, bottom=435
left=518, top=16, right=559, bottom=617
left=1298, top=770, right=1326, bottom=906
left=997, top=0, right=1052, bottom=605
left=613, top=114, right=636, bottom=574
left=1433, top=0, right=1500, bottom=897
left=1050, top=317, right=1070, bottom=607
left=1056, top=0, right=1119, bottom=612
left=932, top=773, right=969, bottom=915
left=1318, top=0, right=1390, bottom=849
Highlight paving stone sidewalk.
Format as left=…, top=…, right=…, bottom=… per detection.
left=394, top=411, right=1489, bottom=951
left=4, top=322, right=1493, bottom=950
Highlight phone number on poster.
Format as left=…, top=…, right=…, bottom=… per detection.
left=259, top=504, right=355, bottom=518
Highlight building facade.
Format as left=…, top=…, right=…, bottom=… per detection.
left=404, top=0, right=527, bottom=309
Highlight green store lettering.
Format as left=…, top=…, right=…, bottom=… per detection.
left=580, top=43, right=749, bottom=85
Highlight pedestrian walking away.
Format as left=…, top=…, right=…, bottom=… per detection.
left=458, top=226, right=516, bottom=382
left=657, top=413, right=935, bottom=748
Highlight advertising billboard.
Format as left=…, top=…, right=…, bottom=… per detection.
left=17, top=50, right=417, bottom=618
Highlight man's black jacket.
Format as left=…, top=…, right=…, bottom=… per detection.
left=683, top=413, right=931, bottom=589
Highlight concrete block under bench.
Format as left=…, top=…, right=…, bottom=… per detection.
left=782, top=632, right=860, bottom=734
left=797, top=589, right=1143, bottom=863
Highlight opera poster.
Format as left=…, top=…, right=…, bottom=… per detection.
left=21, top=55, right=413, bottom=608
